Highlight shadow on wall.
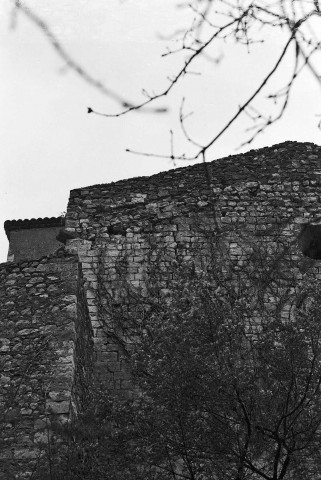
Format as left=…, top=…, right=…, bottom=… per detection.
left=299, top=224, right=321, bottom=260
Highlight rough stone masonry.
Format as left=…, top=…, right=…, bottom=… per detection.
left=1, top=140, right=321, bottom=478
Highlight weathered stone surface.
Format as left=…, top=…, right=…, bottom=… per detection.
left=2, top=141, right=321, bottom=477
left=0, top=252, right=93, bottom=477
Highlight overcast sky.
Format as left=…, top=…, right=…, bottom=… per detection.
left=1, top=0, right=321, bottom=262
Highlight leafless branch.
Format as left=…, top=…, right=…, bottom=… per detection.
left=13, top=0, right=134, bottom=107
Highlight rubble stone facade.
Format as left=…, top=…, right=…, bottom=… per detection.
left=1, top=140, right=321, bottom=477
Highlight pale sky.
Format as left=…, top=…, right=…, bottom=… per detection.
left=1, top=0, right=321, bottom=262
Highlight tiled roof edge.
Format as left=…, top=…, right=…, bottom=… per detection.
left=4, top=217, right=65, bottom=240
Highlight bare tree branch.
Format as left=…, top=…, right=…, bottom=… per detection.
left=13, top=0, right=134, bottom=107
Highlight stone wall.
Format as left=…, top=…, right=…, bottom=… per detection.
left=66, top=141, right=321, bottom=240
left=2, top=140, right=321, bottom=477
left=71, top=262, right=94, bottom=417
left=0, top=250, right=93, bottom=479
left=62, top=141, right=321, bottom=395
